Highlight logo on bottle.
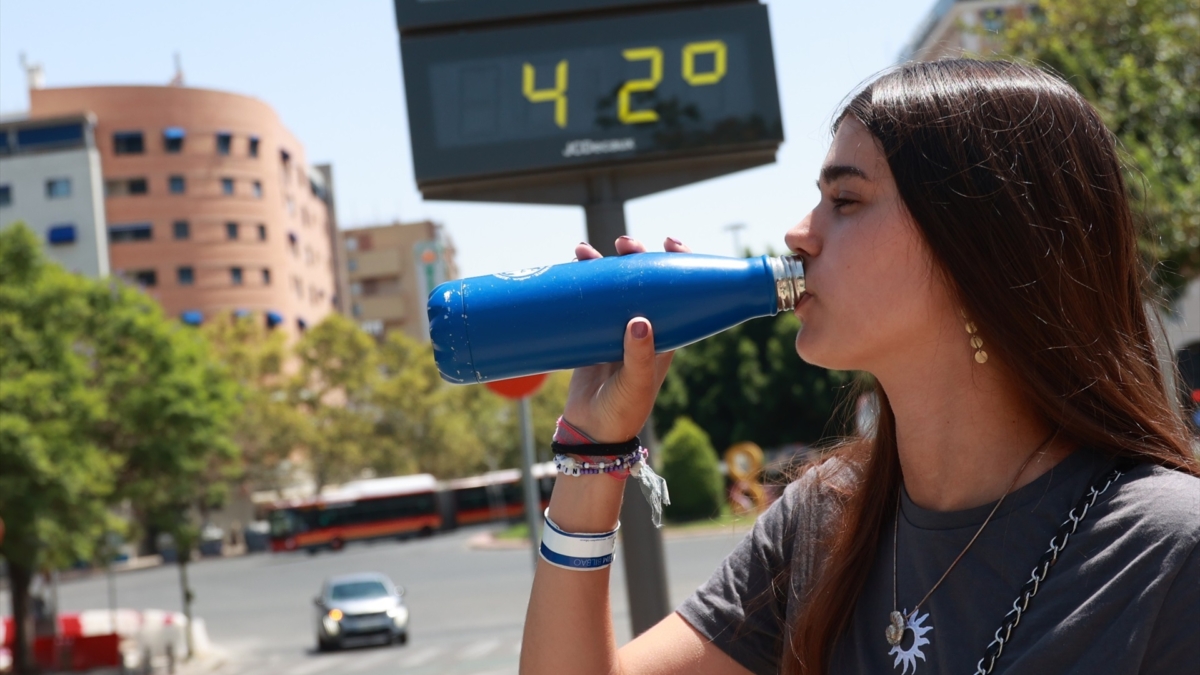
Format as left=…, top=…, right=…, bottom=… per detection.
left=494, top=266, right=550, bottom=281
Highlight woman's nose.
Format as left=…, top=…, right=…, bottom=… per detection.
left=785, top=211, right=820, bottom=258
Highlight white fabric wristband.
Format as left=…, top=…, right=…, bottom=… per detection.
left=539, top=509, right=619, bottom=571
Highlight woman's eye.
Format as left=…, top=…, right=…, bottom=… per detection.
left=832, top=197, right=856, bottom=209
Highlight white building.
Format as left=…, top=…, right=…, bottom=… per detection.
left=0, top=113, right=109, bottom=278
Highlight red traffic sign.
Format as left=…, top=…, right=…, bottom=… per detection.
left=485, top=373, right=548, bottom=400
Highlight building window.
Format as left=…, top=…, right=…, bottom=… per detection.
left=109, top=223, right=153, bottom=243
left=46, top=178, right=71, bottom=199
left=981, top=7, right=1005, bottom=32
left=257, top=224, right=267, bottom=241
left=163, top=127, right=185, bottom=153
left=132, top=269, right=157, bottom=287
left=177, top=266, right=194, bottom=285
left=113, top=131, right=145, bottom=155
left=297, top=317, right=308, bottom=332
left=347, top=258, right=357, bottom=272
left=231, top=267, right=244, bottom=285
left=226, top=222, right=239, bottom=240
left=0, top=184, right=10, bottom=207
left=248, top=136, right=260, bottom=157
left=262, top=268, right=271, bottom=285
left=351, top=302, right=362, bottom=317
left=169, top=175, right=186, bottom=194
left=221, top=178, right=234, bottom=195
left=104, top=178, right=148, bottom=197
left=252, top=180, right=262, bottom=198
left=173, top=220, right=190, bottom=240
left=345, top=237, right=358, bottom=252
left=216, top=132, right=232, bottom=155
left=128, top=178, right=148, bottom=195
left=14, top=123, right=83, bottom=149
left=47, top=224, right=77, bottom=245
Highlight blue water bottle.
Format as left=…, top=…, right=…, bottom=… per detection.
left=427, top=253, right=805, bottom=384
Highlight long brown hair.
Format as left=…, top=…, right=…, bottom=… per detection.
left=784, top=59, right=1200, bottom=675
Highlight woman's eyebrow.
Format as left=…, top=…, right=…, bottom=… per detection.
left=817, top=164, right=870, bottom=187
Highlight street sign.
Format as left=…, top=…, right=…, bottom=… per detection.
left=401, top=3, right=781, bottom=193
left=393, top=0, right=708, bottom=32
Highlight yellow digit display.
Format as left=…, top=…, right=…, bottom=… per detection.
left=522, top=60, right=569, bottom=128
left=618, top=47, right=663, bottom=124
left=682, top=40, right=727, bottom=86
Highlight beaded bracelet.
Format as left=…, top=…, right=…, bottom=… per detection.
left=554, top=447, right=647, bottom=477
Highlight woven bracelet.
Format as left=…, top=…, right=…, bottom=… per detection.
left=551, top=436, right=640, bottom=457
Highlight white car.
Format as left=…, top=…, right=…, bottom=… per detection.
left=314, top=572, right=409, bottom=651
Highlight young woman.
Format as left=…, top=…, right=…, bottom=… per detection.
left=521, top=60, right=1199, bottom=674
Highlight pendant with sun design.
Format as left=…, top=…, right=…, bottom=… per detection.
left=885, top=610, right=906, bottom=646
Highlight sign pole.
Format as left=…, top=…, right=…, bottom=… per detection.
left=518, top=395, right=543, bottom=571
left=584, top=172, right=671, bottom=637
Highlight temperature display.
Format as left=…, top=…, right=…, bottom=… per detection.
left=401, top=3, right=782, bottom=186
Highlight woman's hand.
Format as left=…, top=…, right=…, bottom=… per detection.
left=561, top=236, right=692, bottom=442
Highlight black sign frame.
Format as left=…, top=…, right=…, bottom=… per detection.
left=393, top=0, right=709, bottom=32
left=401, top=2, right=782, bottom=193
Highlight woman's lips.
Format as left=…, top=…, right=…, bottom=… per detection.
left=795, top=292, right=813, bottom=310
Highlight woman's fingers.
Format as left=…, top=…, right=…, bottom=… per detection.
left=575, top=242, right=602, bottom=260
left=614, top=236, right=647, bottom=256
left=664, top=236, right=691, bottom=253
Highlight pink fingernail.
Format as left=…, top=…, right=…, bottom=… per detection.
left=668, top=237, right=683, bottom=245
left=631, top=321, right=648, bottom=339
left=618, top=235, right=632, bottom=241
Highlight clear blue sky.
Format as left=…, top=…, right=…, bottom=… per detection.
left=0, top=0, right=935, bottom=278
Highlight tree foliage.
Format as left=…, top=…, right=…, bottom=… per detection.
left=203, top=315, right=305, bottom=491
left=0, top=223, right=240, bottom=667
left=658, top=417, right=724, bottom=522
left=372, top=331, right=570, bottom=478
left=0, top=223, right=114, bottom=580
left=998, top=0, right=1200, bottom=292
left=654, top=311, right=854, bottom=453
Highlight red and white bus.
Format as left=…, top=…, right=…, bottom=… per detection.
left=443, top=463, right=555, bottom=528
left=267, top=474, right=442, bottom=553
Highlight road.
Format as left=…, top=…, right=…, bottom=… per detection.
left=51, top=524, right=752, bottom=675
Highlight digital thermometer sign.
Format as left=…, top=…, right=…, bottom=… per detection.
left=401, top=3, right=782, bottom=189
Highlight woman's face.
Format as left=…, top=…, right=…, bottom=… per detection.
left=787, top=117, right=959, bottom=374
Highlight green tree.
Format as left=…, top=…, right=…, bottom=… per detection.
left=373, top=331, right=488, bottom=478
left=0, top=224, right=115, bottom=672
left=371, top=332, right=571, bottom=479
left=204, top=314, right=305, bottom=490
left=999, top=0, right=1200, bottom=292
left=658, top=417, right=724, bottom=522
left=291, top=314, right=379, bottom=491
left=654, top=311, right=854, bottom=453
left=84, top=278, right=239, bottom=660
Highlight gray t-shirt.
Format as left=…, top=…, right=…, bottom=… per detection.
left=676, top=449, right=1200, bottom=674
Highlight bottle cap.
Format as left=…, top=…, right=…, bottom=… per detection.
left=427, top=280, right=475, bottom=383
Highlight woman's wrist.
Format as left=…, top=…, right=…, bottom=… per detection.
left=549, top=416, right=626, bottom=532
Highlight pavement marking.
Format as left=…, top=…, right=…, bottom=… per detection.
left=285, top=654, right=350, bottom=675
left=457, top=638, right=502, bottom=661
left=397, top=645, right=443, bottom=668
left=340, top=647, right=403, bottom=673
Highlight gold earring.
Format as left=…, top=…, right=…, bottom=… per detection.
left=965, top=319, right=988, bottom=364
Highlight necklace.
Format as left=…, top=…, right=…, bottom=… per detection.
left=886, top=432, right=1056, bottom=651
